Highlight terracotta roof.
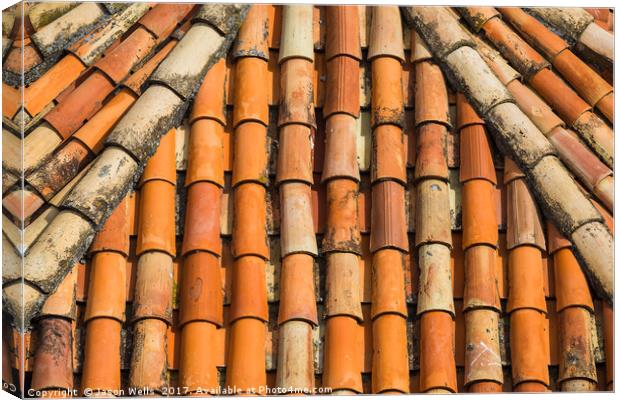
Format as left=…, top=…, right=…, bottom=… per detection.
left=1, top=4, right=614, bottom=396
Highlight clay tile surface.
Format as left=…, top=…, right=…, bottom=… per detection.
left=43, top=70, right=116, bottom=139
left=232, top=4, right=269, bottom=60
left=138, top=3, right=194, bottom=39
left=94, top=26, right=157, bottom=84
left=2, top=4, right=615, bottom=396
left=325, top=6, right=361, bottom=60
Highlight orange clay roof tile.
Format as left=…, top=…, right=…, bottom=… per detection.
left=323, top=179, right=361, bottom=254
left=186, top=118, right=226, bottom=186
left=232, top=57, right=269, bottom=127
left=463, top=245, right=501, bottom=310
left=137, top=3, right=195, bottom=40
left=84, top=252, right=127, bottom=322
left=232, top=183, right=269, bottom=259
left=325, top=6, right=361, bottom=61
left=369, top=180, right=408, bottom=253
left=371, top=57, right=404, bottom=128
left=276, top=124, right=314, bottom=185
left=81, top=317, right=123, bottom=392
left=278, top=58, right=316, bottom=128
left=38, top=266, right=77, bottom=319
left=129, top=319, right=169, bottom=391
left=510, top=309, right=550, bottom=387
left=419, top=311, right=458, bottom=392
left=322, top=114, right=359, bottom=182
left=122, top=39, right=178, bottom=96
left=181, top=183, right=222, bottom=257
left=277, top=253, right=318, bottom=325
left=481, top=16, right=550, bottom=79
left=94, top=26, right=157, bottom=84
left=372, top=124, right=407, bottom=185
left=414, top=61, right=451, bottom=128
left=232, top=121, right=269, bottom=187
left=367, top=6, right=405, bottom=62
left=43, top=70, right=116, bottom=139
left=552, top=248, right=594, bottom=313
left=30, top=318, right=74, bottom=391
left=140, top=128, right=177, bottom=186
left=72, top=88, right=137, bottom=153
left=323, top=316, right=364, bottom=392
left=462, top=180, right=498, bottom=249
left=414, top=123, right=449, bottom=181
left=88, top=195, right=130, bottom=256
left=2, top=83, right=20, bottom=119
left=371, top=249, right=408, bottom=319
left=22, top=54, right=85, bottom=116
left=497, top=7, right=569, bottom=60
left=232, top=5, right=269, bottom=60
left=324, top=56, right=360, bottom=118
left=557, top=307, right=597, bottom=389
left=27, top=139, right=92, bottom=201
left=179, top=251, right=223, bottom=327
left=279, top=182, right=317, bottom=257
left=226, top=317, right=267, bottom=391
left=455, top=92, right=484, bottom=131
left=4, top=44, right=42, bottom=75
left=528, top=69, right=590, bottom=123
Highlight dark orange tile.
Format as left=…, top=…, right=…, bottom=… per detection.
left=325, top=6, right=361, bottom=61
left=233, top=5, right=269, bottom=60
left=138, top=3, right=194, bottom=39
left=44, top=70, right=115, bottom=139
left=94, top=27, right=157, bottom=84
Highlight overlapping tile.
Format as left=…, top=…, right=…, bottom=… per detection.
left=2, top=4, right=615, bottom=396
left=460, top=6, right=614, bottom=168
left=457, top=93, right=502, bottom=392
left=405, top=6, right=613, bottom=305
left=412, top=30, right=456, bottom=394
left=498, top=7, right=613, bottom=122
left=321, top=5, right=364, bottom=395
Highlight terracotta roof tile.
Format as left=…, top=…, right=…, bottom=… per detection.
left=458, top=93, right=503, bottom=391
left=325, top=6, right=361, bottom=61
left=94, top=27, right=157, bottom=84
left=370, top=57, right=404, bottom=128
left=370, top=180, right=408, bottom=252
left=232, top=57, right=269, bottom=127
left=122, top=39, right=178, bottom=96
left=278, top=58, right=316, bottom=128
left=43, top=70, right=116, bottom=139
left=324, top=56, right=360, bottom=118
left=22, top=54, right=85, bottom=116
left=232, top=4, right=269, bottom=60
left=480, top=15, right=549, bottom=78
left=68, top=4, right=152, bottom=67
left=414, top=61, right=451, bottom=128
left=322, top=114, right=359, bottom=182
left=30, top=318, right=74, bottom=391
left=73, top=87, right=137, bottom=153
left=2, top=82, right=20, bottom=119
left=414, top=123, right=449, bottom=181
left=27, top=139, right=92, bottom=201
left=4, top=43, right=42, bottom=75
left=367, top=6, right=405, bottom=62
left=138, top=3, right=194, bottom=40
